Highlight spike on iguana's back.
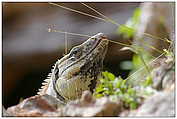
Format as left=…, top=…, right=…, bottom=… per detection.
left=37, top=80, right=50, bottom=95
left=37, top=66, right=54, bottom=95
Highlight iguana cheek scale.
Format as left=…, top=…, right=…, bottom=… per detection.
left=37, top=33, right=108, bottom=104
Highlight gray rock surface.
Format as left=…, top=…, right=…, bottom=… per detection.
left=2, top=106, right=12, bottom=117
left=152, top=57, right=174, bottom=90
left=62, top=91, right=122, bottom=117
left=122, top=90, right=175, bottom=117
left=6, top=94, right=63, bottom=116
left=6, top=91, right=123, bottom=117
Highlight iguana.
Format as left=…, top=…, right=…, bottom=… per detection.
left=37, top=33, right=108, bottom=104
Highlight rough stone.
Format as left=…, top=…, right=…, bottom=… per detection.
left=6, top=94, right=63, bottom=117
left=126, top=90, right=175, bottom=117
left=5, top=91, right=123, bottom=117
left=2, top=106, right=12, bottom=117
left=151, top=57, right=174, bottom=90
left=62, top=91, right=122, bottom=117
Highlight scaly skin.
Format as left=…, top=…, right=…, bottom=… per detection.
left=38, top=33, right=108, bottom=104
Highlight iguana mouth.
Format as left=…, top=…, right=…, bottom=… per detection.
left=60, top=33, right=108, bottom=76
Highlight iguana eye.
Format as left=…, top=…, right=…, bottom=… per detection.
left=70, top=47, right=79, bottom=55
left=72, top=48, right=78, bottom=54
left=69, top=47, right=82, bottom=59
left=91, top=38, right=96, bottom=40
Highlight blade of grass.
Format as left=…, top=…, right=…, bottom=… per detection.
left=81, top=2, right=121, bottom=27
left=80, top=3, right=170, bottom=54
left=80, top=3, right=172, bottom=44
left=65, top=31, right=68, bottom=55
left=48, top=28, right=91, bottom=37
left=49, top=2, right=168, bottom=54
left=48, top=28, right=132, bottom=47
left=144, top=33, right=171, bottom=44
left=48, top=3, right=107, bottom=22
left=125, top=52, right=165, bottom=80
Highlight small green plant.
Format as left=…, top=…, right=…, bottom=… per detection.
left=94, top=71, right=140, bottom=110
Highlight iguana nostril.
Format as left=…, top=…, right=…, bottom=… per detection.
left=102, top=35, right=107, bottom=39
left=94, top=32, right=107, bottom=39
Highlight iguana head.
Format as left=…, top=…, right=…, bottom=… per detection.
left=57, top=33, right=108, bottom=78
left=43, top=33, right=108, bottom=102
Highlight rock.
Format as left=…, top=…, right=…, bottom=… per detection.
left=6, top=94, right=64, bottom=117
left=62, top=91, right=122, bottom=117
left=80, top=90, right=94, bottom=103
left=6, top=91, right=123, bottom=117
left=119, top=110, right=130, bottom=117
left=151, top=57, right=174, bottom=90
left=162, top=70, right=175, bottom=90
left=126, top=90, right=175, bottom=117
left=2, top=106, right=12, bottom=117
